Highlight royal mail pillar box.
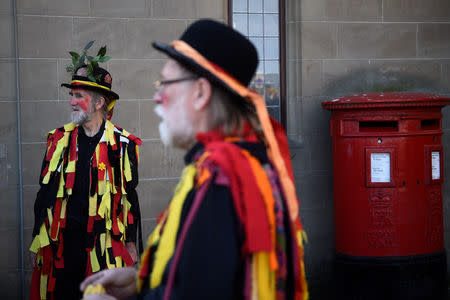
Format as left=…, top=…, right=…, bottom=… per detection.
left=322, top=93, right=449, bottom=299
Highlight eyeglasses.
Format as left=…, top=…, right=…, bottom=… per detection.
left=153, top=76, right=198, bottom=92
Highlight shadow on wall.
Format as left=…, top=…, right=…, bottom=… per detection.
left=323, top=69, right=443, bottom=97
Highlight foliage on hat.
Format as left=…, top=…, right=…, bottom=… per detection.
left=65, top=40, right=111, bottom=82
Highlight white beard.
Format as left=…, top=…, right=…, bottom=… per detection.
left=71, top=103, right=95, bottom=125
left=154, top=105, right=195, bottom=149
left=71, top=109, right=89, bottom=125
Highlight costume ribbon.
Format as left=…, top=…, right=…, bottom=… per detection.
left=171, top=40, right=299, bottom=223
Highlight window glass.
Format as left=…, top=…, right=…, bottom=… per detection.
left=249, top=14, right=264, bottom=36
left=232, top=0, right=281, bottom=122
left=233, top=0, right=248, bottom=12
left=249, top=0, right=263, bottom=13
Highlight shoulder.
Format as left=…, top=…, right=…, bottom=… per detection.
left=107, top=120, right=142, bottom=146
left=45, top=123, right=77, bottom=143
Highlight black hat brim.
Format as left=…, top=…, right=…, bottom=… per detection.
left=152, top=41, right=245, bottom=102
left=61, top=83, right=120, bottom=100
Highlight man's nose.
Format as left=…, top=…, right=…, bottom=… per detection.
left=69, top=96, right=77, bottom=106
left=153, top=92, right=163, bottom=104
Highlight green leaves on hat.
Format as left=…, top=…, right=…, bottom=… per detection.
left=65, top=41, right=111, bottom=82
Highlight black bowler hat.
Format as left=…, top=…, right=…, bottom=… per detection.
left=61, top=65, right=120, bottom=100
left=152, top=19, right=259, bottom=99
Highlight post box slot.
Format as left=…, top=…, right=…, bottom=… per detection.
left=420, top=119, right=440, bottom=130
left=359, top=121, right=398, bottom=132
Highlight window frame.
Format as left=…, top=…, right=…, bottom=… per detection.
left=227, top=0, right=287, bottom=129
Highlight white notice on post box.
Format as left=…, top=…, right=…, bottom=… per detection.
left=371, top=153, right=390, bottom=183
left=432, top=151, right=440, bottom=180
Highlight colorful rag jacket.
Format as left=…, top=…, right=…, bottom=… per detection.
left=135, top=122, right=308, bottom=300
left=29, top=120, right=142, bottom=300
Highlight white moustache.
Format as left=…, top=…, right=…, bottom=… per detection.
left=154, top=105, right=165, bottom=120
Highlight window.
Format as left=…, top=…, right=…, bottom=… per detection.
left=229, top=0, right=286, bottom=127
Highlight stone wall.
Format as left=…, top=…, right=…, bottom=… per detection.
left=0, top=0, right=21, bottom=298
left=2, top=0, right=450, bottom=298
left=2, top=0, right=225, bottom=298
left=286, top=0, right=450, bottom=298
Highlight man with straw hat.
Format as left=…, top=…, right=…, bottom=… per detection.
left=81, top=19, right=308, bottom=300
left=29, top=42, right=142, bottom=300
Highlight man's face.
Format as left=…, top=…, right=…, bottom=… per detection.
left=153, top=59, right=197, bottom=149
left=69, top=88, right=96, bottom=125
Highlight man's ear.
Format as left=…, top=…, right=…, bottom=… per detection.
left=193, top=78, right=212, bottom=111
left=95, top=96, right=106, bottom=111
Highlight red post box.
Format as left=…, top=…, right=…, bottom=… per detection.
left=322, top=92, right=449, bottom=299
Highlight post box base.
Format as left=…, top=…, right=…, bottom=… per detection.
left=334, top=250, right=448, bottom=300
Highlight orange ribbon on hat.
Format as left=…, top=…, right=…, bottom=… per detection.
left=171, top=40, right=299, bottom=222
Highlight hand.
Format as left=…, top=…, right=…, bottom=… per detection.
left=29, top=251, right=37, bottom=268
left=81, top=294, right=117, bottom=300
left=126, top=242, right=138, bottom=264
left=80, top=267, right=137, bottom=300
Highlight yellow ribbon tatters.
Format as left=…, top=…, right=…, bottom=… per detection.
left=149, top=164, right=196, bottom=289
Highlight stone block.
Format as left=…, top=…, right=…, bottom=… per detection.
left=111, top=100, right=141, bottom=137
left=0, top=16, right=14, bottom=58
left=286, top=23, right=300, bottom=60
left=441, top=61, right=450, bottom=94
left=0, top=102, right=18, bottom=142
left=338, top=23, right=416, bottom=59
left=0, top=145, right=5, bottom=187
left=73, top=18, right=127, bottom=59
left=322, top=60, right=371, bottom=96
left=305, top=132, right=333, bottom=171
left=289, top=144, right=310, bottom=173
left=20, top=101, right=70, bottom=143
left=23, top=229, right=34, bottom=270
left=0, top=0, right=12, bottom=15
left=137, top=179, right=178, bottom=219
left=384, top=0, right=450, bottom=22
left=294, top=174, right=332, bottom=210
left=57, top=59, right=72, bottom=101
left=287, top=0, right=325, bottom=22
left=108, top=59, right=165, bottom=100
left=0, top=270, right=21, bottom=299
left=325, top=0, right=382, bottom=21
left=19, top=59, right=58, bottom=100
left=125, top=19, right=187, bottom=59
left=17, top=0, right=89, bottom=16
left=21, top=143, right=46, bottom=186
left=0, top=186, right=20, bottom=230
left=23, top=270, right=33, bottom=300
left=0, top=60, right=16, bottom=101
left=139, top=140, right=185, bottom=180
left=152, top=0, right=223, bottom=19
left=324, top=60, right=440, bottom=94
left=286, top=97, right=303, bottom=136
left=90, top=0, right=149, bottom=17
left=286, top=60, right=323, bottom=97
left=22, top=185, right=39, bottom=229
left=302, top=96, right=330, bottom=134
left=418, top=24, right=450, bottom=58
left=6, top=143, right=19, bottom=186
left=18, top=16, right=72, bottom=58
left=294, top=22, right=337, bottom=59
left=141, top=219, right=157, bottom=243
left=140, top=100, right=162, bottom=140
left=0, top=229, right=20, bottom=270
left=369, top=60, right=441, bottom=92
